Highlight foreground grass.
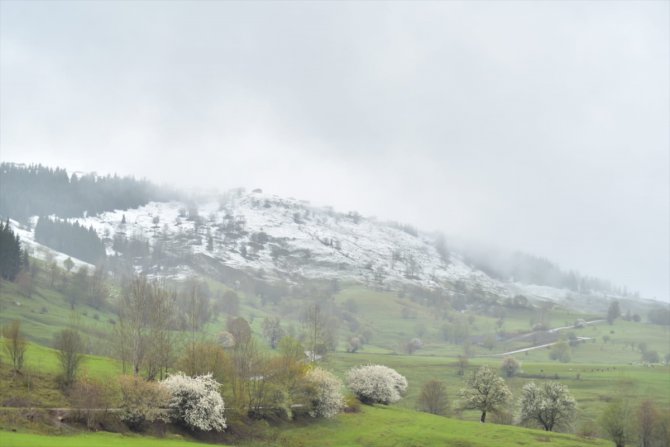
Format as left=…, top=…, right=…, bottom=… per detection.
left=0, top=342, right=122, bottom=382
left=274, top=405, right=609, bottom=447
left=0, top=431, right=217, bottom=447
left=0, top=406, right=610, bottom=447
left=323, top=352, right=670, bottom=425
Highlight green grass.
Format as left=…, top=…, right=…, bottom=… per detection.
left=321, top=351, right=670, bottom=424
left=0, top=342, right=122, bottom=382
left=0, top=431, right=219, bottom=447
left=273, top=405, right=609, bottom=447
left=0, top=279, right=119, bottom=352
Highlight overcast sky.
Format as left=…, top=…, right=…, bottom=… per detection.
left=1, top=1, right=668, bottom=300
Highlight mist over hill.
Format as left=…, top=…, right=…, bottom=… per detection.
left=0, top=163, right=648, bottom=313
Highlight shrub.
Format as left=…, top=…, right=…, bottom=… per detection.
left=343, top=394, right=362, bottom=413
left=641, top=350, right=660, bottom=363
left=549, top=341, right=571, bottom=363
left=304, top=367, right=344, bottom=418
left=500, top=357, right=521, bottom=378
left=118, top=375, right=169, bottom=431
left=162, top=372, right=226, bottom=432
left=70, top=376, right=113, bottom=429
left=416, top=380, right=449, bottom=416
left=346, top=364, right=407, bottom=405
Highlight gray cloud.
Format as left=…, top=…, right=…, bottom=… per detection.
left=1, top=0, right=668, bottom=300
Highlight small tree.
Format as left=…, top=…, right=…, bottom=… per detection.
left=118, top=375, right=169, bottom=431
left=71, top=375, right=112, bottom=429
left=459, top=365, right=512, bottom=423
left=405, top=338, right=423, bottom=355
left=637, top=399, right=659, bottom=447
left=63, top=257, right=75, bottom=273
left=549, top=341, right=571, bottom=363
left=346, top=364, right=408, bottom=405
left=500, top=357, right=521, bottom=378
left=600, top=400, right=633, bottom=447
left=519, top=382, right=576, bottom=431
left=54, top=329, right=85, bottom=387
left=262, top=317, right=284, bottom=349
left=304, top=367, right=344, bottom=418
left=3, top=320, right=27, bottom=373
left=162, top=373, right=226, bottom=432
left=456, top=355, right=469, bottom=376
left=607, top=300, right=621, bottom=325
left=417, top=380, right=449, bottom=416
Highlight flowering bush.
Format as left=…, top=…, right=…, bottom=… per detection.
left=520, top=381, right=576, bottom=431
left=161, top=372, right=226, bottom=432
left=346, top=364, right=408, bottom=405
left=304, top=367, right=344, bottom=418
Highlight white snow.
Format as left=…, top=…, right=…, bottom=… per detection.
left=8, top=191, right=628, bottom=308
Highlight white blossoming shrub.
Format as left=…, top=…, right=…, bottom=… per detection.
left=304, top=367, right=344, bottom=418
left=346, top=364, right=408, bottom=405
left=520, top=381, right=576, bottom=432
left=161, top=372, right=226, bottom=432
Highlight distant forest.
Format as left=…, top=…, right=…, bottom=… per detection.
left=0, top=163, right=173, bottom=222
left=34, top=217, right=106, bottom=265
left=462, top=249, right=627, bottom=296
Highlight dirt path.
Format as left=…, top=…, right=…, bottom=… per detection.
left=479, top=319, right=604, bottom=358
left=482, top=336, right=593, bottom=357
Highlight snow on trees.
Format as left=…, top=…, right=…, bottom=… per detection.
left=346, top=364, right=408, bottom=405
left=161, top=372, right=226, bottom=432
left=519, top=381, right=576, bottom=431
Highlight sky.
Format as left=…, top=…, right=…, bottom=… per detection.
left=1, top=1, right=668, bottom=301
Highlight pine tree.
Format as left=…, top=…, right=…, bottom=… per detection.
left=0, top=220, right=22, bottom=280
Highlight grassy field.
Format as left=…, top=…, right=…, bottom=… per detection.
left=0, top=431, right=219, bottom=447
left=0, top=406, right=610, bottom=447
left=2, top=272, right=669, bottom=446
left=0, top=278, right=119, bottom=353
left=0, top=342, right=122, bottom=381
left=271, top=405, right=609, bottom=447
left=322, top=351, right=670, bottom=425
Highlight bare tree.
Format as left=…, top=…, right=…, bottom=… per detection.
left=417, top=380, right=449, bottom=416
left=2, top=320, right=27, bottom=373
left=54, top=328, right=85, bottom=387
left=600, top=400, right=633, bottom=447
left=118, top=276, right=152, bottom=375
left=145, top=284, right=176, bottom=380
left=637, top=399, right=659, bottom=447
left=116, top=275, right=175, bottom=378
left=301, top=302, right=338, bottom=360
left=262, top=316, right=284, bottom=349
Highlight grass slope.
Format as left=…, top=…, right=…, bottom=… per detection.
left=0, top=431, right=218, bottom=447
left=274, top=406, right=609, bottom=447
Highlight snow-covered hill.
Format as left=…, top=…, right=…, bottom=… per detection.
left=12, top=189, right=624, bottom=311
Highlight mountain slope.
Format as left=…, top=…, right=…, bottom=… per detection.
left=9, top=188, right=635, bottom=313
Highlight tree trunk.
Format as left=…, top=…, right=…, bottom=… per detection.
left=481, top=411, right=486, bottom=423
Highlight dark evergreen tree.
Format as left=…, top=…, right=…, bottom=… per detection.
left=0, top=163, right=174, bottom=222
left=34, top=217, right=106, bottom=264
left=0, top=220, right=23, bottom=280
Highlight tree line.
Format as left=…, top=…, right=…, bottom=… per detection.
left=0, top=220, right=27, bottom=280
left=0, top=162, right=173, bottom=222
left=34, top=217, right=106, bottom=264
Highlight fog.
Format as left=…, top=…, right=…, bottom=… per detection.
left=1, top=1, right=668, bottom=300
